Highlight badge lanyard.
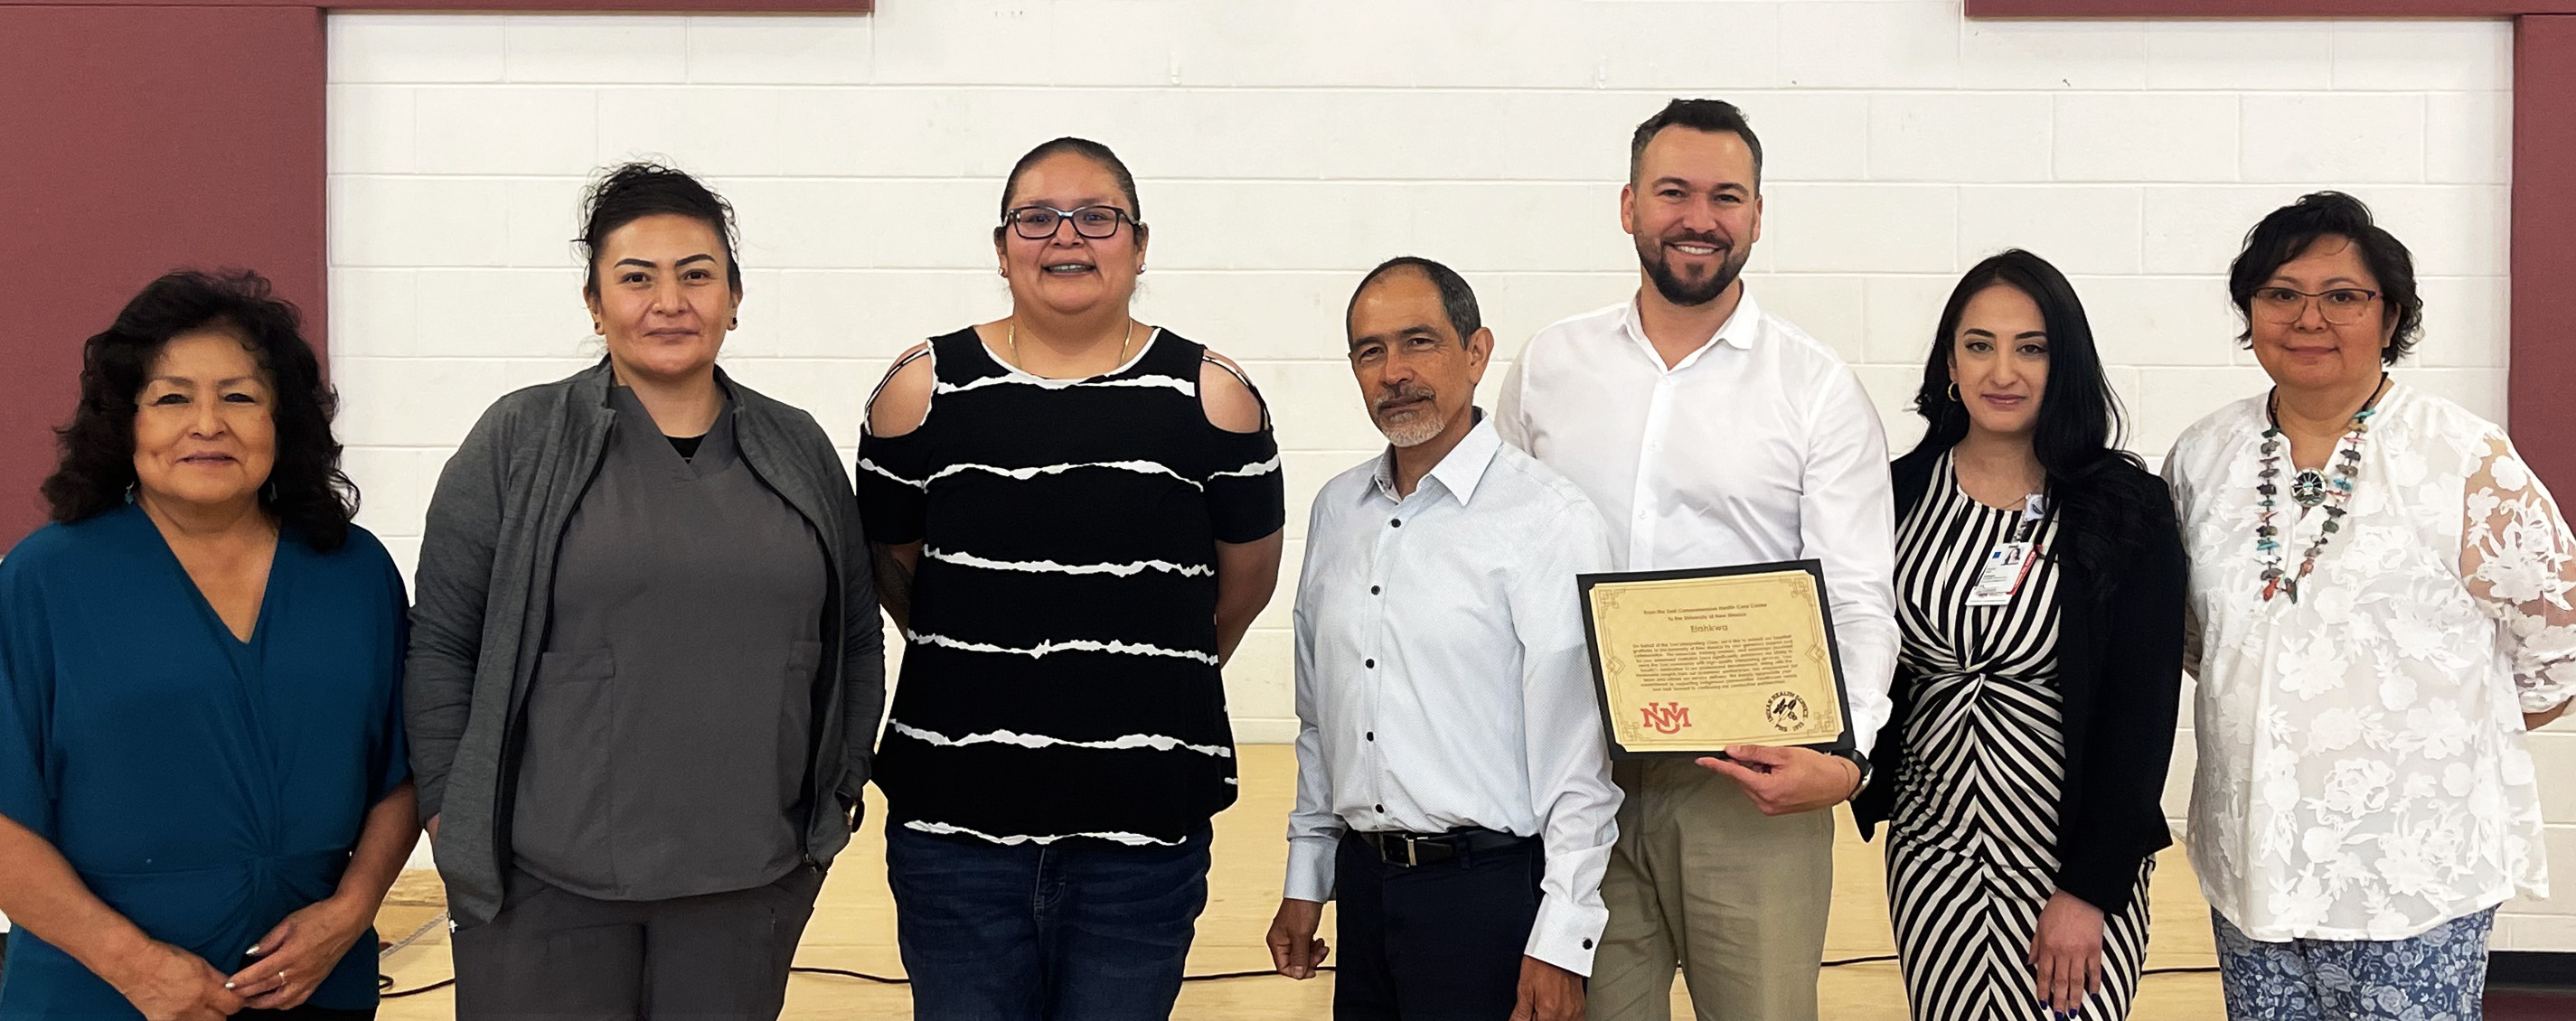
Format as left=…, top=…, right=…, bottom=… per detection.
left=1964, top=492, right=2049, bottom=609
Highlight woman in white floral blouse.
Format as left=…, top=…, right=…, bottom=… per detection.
left=2163, top=191, right=2576, bottom=1020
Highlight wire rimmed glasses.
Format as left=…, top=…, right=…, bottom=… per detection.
left=2251, top=286, right=2382, bottom=326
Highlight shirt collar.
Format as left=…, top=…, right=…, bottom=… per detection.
left=1370, top=410, right=1504, bottom=506
left=1620, top=287, right=1765, bottom=370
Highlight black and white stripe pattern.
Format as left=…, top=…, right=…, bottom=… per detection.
left=854, top=326, right=1285, bottom=848
left=1885, top=452, right=2151, bottom=1020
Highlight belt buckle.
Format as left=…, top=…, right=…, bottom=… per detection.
left=1402, top=834, right=1419, bottom=867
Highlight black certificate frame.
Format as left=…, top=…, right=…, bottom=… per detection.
left=1576, top=558, right=1858, bottom=761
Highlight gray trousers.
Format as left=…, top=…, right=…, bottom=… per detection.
left=452, top=866, right=823, bottom=1021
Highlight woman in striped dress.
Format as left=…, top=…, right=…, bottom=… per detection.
left=853, top=137, right=1286, bottom=1020
left=1852, top=249, right=2187, bottom=1021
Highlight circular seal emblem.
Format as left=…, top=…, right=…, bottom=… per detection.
left=1765, top=690, right=1810, bottom=732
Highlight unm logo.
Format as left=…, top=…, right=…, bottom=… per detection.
left=1641, top=701, right=1691, bottom=735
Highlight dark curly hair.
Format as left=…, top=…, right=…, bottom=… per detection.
left=41, top=270, right=359, bottom=551
left=2228, top=191, right=2422, bottom=364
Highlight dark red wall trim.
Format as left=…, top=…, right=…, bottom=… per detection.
left=1970, top=1, right=2575, bottom=14
left=0, top=5, right=324, bottom=545
left=2513, top=16, right=2576, bottom=492
left=0, top=0, right=869, bottom=7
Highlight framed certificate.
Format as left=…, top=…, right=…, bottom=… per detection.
left=1577, top=560, right=1856, bottom=759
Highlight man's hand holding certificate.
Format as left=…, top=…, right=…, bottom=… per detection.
left=1577, top=560, right=1864, bottom=814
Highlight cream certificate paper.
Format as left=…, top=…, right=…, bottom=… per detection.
left=1581, top=564, right=1850, bottom=756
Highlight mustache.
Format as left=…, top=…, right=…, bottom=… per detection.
left=1372, top=383, right=1437, bottom=412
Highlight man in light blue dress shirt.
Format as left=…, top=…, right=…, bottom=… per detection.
left=1266, top=257, right=1622, bottom=1021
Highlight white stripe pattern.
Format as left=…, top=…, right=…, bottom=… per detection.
left=935, top=373, right=1196, bottom=397
left=1885, top=452, right=2148, bottom=1019
left=902, top=819, right=1188, bottom=847
left=925, top=547, right=1214, bottom=577
left=926, top=459, right=1204, bottom=492
left=910, top=631, right=1222, bottom=666
left=856, top=456, right=926, bottom=491
left=1208, top=453, right=1282, bottom=480
left=888, top=719, right=1233, bottom=758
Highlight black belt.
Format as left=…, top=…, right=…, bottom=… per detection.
left=1356, top=828, right=1534, bottom=867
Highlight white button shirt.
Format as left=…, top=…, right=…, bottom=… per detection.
left=1497, top=292, right=1900, bottom=754
left=1287, top=417, right=1622, bottom=975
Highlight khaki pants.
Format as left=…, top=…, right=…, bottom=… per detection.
left=1586, top=758, right=1836, bottom=1021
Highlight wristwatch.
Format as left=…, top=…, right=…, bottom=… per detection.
left=1829, top=748, right=1874, bottom=798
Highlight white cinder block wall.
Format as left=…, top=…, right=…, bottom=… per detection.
left=325, top=3, right=2569, bottom=950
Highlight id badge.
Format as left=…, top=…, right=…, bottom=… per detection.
left=1964, top=541, right=2035, bottom=607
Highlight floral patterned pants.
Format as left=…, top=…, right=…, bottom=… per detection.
left=2212, top=907, right=2495, bottom=1020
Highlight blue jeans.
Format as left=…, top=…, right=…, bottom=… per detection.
left=885, top=823, right=1211, bottom=1021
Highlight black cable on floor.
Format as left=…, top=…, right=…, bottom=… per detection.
left=381, top=975, right=456, bottom=998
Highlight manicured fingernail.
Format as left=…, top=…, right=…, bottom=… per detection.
left=224, top=982, right=236, bottom=990
left=247, top=945, right=261, bottom=955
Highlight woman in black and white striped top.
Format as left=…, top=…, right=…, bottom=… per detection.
left=1851, top=250, right=2186, bottom=1021
left=854, top=136, right=1285, bottom=1019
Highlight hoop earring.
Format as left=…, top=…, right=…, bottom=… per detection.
left=1947, top=382, right=1960, bottom=402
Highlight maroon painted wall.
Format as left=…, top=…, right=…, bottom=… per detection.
left=1970, top=1, right=2576, bottom=14
left=0, top=5, right=324, bottom=548
left=2513, top=17, right=2576, bottom=492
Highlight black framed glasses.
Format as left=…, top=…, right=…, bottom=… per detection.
left=1003, top=204, right=1136, bottom=240
left=2251, top=286, right=2382, bottom=325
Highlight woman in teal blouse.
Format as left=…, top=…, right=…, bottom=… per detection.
left=0, top=271, right=417, bottom=1021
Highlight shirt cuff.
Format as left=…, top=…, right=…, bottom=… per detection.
left=1522, top=894, right=1605, bottom=977
left=1284, top=835, right=1340, bottom=904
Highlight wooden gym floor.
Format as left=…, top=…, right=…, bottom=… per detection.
left=372, top=744, right=2241, bottom=1018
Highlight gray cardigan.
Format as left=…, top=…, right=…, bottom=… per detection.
left=404, top=361, right=884, bottom=927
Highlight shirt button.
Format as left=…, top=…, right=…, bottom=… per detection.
left=1374, top=804, right=1386, bottom=812
left=1365, top=731, right=1375, bottom=741
left=1389, top=518, right=1402, bottom=529
left=1370, top=585, right=1381, bottom=595
left=1583, top=939, right=1594, bottom=951
left=1364, top=659, right=1376, bottom=669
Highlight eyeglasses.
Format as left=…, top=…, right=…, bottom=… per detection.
left=2251, top=286, right=2382, bottom=326
left=1002, top=205, right=1136, bottom=240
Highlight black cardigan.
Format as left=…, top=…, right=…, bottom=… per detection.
left=1850, top=447, right=2188, bottom=915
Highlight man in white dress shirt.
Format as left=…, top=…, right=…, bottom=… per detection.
left=1268, top=258, right=1622, bottom=1021
left=1496, top=99, right=1900, bottom=1021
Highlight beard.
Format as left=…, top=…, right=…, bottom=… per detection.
left=1372, top=385, right=1448, bottom=447
left=1638, top=231, right=1748, bottom=307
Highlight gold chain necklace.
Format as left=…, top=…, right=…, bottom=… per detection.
left=1006, top=318, right=1134, bottom=375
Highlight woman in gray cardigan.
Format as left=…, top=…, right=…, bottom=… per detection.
left=403, top=163, right=884, bottom=1020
